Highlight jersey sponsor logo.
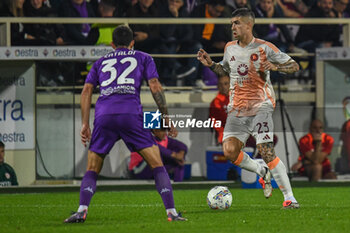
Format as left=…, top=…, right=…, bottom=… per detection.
left=250, top=53, right=258, bottom=61
left=100, top=85, right=136, bottom=96
left=143, top=110, right=161, bottom=129
left=237, top=64, right=249, bottom=76
left=5, top=172, right=10, bottom=179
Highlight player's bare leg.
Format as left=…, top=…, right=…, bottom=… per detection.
left=223, top=137, right=266, bottom=177
left=64, top=151, right=104, bottom=223
left=257, top=142, right=299, bottom=208
left=139, top=145, right=187, bottom=221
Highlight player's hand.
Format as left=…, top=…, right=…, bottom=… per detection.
left=168, top=124, right=178, bottom=138
left=163, top=117, right=178, bottom=138
left=197, top=48, right=213, bottom=67
left=80, top=124, right=91, bottom=147
left=56, top=37, right=65, bottom=45
left=291, top=161, right=302, bottom=171
left=311, top=132, right=322, bottom=141
left=168, top=4, right=179, bottom=17
left=261, top=60, right=278, bottom=71
left=134, top=32, right=148, bottom=42
left=171, top=151, right=185, bottom=166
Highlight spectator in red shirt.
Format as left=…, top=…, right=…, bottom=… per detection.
left=292, top=119, right=337, bottom=181
left=340, top=96, right=350, bottom=172
left=340, top=119, right=350, bottom=172
left=209, top=75, right=230, bottom=144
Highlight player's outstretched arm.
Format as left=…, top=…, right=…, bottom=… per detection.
left=197, top=48, right=228, bottom=78
left=80, top=83, right=94, bottom=146
left=265, top=59, right=300, bottom=74
left=149, top=78, right=168, bottom=116
left=148, top=78, right=178, bottom=137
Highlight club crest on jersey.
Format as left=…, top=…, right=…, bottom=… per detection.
left=237, top=64, right=249, bottom=76
left=230, top=56, right=235, bottom=61
left=250, top=53, right=258, bottom=61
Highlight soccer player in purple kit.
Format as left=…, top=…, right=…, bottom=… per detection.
left=64, top=25, right=187, bottom=223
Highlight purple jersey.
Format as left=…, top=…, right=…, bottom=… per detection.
left=86, top=48, right=159, bottom=118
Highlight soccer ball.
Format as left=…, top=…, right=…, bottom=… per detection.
left=207, top=186, right=232, bottom=210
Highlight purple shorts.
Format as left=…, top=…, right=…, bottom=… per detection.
left=89, top=114, right=156, bottom=155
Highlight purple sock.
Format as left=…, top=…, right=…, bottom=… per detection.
left=153, top=166, right=175, bottom=209
left=173, top=166, right=185, bottom=182
left=79, top=170, right=98, bottom=206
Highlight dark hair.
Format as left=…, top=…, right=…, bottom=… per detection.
left=209, top=0, right=227, bottom=6
left=231, top=8, right=255, bottom=22
left=100, top=0, right=116, bottom=8
left=0, top=141, right=4, bottom=148
left=112, top=25, right=134, bottom=47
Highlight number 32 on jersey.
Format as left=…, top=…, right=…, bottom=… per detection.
left=100, top=57, right=137, bottom=87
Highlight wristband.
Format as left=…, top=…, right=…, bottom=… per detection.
left=209, top=62, right=216, bottom=71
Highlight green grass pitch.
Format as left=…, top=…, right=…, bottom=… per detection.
left=1, top=186, right=350, bottom=233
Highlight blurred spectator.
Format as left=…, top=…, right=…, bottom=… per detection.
left=346, top=0, right=350, bottom=15
left=24, top=0, right=67, bottom=45
left=253, top=0, right=296, bottom=52
left=87, top=0, right=118, bottom=45
left=48, top=0, right=63, bottom=12
left=84, top=0, right=118, bottom=74
left=58, top=0, right=95, bottom=45
left=86, top=0, right=118, bottom=71
left=185, top=0, right=198, bottom=14
left=333, top=0, right=349, bottom=45
left=127, top=0, right=172, bottom=85
left=0, top=141, right=18, bottom=187
left=129, top=129, right=187, bottom=182
left=0, top=0, right=30, bottom=45
left=277, top=0, right=309, bottom=17
left=225, top=0, right=252, bottom=12
left=292, top=119, right=337, bottom=181
left=295, top=0, right=341, bottom=81
left=22, top=0, right=71, bottom=86
left=304, top=0, right=318, bottom=8
left=113, top=0, right=138, bottom=17
left=159, top=0, right=202, bottom=86
left=127, top=0, right=161, bottom=52
left=191, top=0, right=232, bottom=62
left=333, top=0, right=350, bottom=17
left=337, top=97, right=350, bottom=173
left=57, top=0, right=95, bottom=85
left=209, top=75, right=230, bottom=144
left=295, top=0, right=341, bottom=49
